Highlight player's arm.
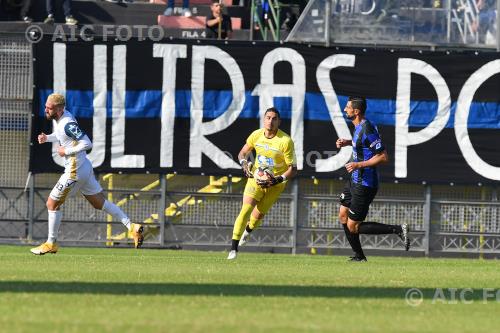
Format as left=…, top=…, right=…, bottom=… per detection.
left=57, top=135, right=93, bottom=157
left=336, top=138, right=352, bottom=148
left=238, top=143, right=254, bottom=178
left=258, top=164, right=297, bottom=188
left=57, top=122, right=93, bottom=156
left=345, top=150, right=388, bottom=173
left=346, top=125, right=387, bottom=173
left=283, top=164, right=297, bottom=179
left=38, top=132, right=57, bottom=144
left=276, top=164, right=297, bottom=182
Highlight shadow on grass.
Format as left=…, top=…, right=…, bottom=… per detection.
left=0, top=282, right=489, bottom=300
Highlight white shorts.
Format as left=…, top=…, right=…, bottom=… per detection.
left=49, top=160, right=102, bottom=203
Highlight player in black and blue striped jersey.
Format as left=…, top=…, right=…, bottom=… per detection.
left=337, top=97, right=410, bottom=261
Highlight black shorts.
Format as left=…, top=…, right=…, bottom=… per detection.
left=339, top=180, right=378, bottom=222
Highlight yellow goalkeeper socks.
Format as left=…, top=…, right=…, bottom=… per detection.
left=232, top=203, right=253, bottom=240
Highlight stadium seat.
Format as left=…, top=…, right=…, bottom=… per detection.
left=157, top=15, right=241, bottom=29
left=158, top=15, right=207, bottom=28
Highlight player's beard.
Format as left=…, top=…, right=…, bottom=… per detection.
left=45, top=111, right=59, bottom=121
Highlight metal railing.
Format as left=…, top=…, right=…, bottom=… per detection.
left=250, top=0, right=282, bottom=41
left=287, top=0, right=500, bottom=50
left=0, top=173, right=496, bottom=256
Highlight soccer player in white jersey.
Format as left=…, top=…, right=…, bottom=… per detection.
left=30, top=93, right=144, bottom=255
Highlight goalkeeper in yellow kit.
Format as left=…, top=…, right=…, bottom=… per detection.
left=227, top=107, right=297, bottom=260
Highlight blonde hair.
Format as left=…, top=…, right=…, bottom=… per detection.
left=47, top=93, right=66, bottom=107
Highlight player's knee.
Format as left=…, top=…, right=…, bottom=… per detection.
left=338, top=211, right=348, bottom=225
left=252, top=209, right=265, bottom=220
left=46, top=198, right=59, bottom=211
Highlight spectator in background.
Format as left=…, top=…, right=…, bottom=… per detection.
left=19, top=0, right=33, bottom=22
left=163, top=0, right=192, bottom=17
left=206, top=0, right=232, bottom=39
left=280, top=6, right=297, bottom=32
left=44, top=0, right=78, bottom=25
left=473, top=0, right=496, bottom=44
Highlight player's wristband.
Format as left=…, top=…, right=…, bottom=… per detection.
left=274, top=175, right=285, bottom=184
left=239, top=159, right=247, bottom=166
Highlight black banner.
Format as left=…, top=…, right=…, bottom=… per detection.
left=31, top=37, right=500, bottom=184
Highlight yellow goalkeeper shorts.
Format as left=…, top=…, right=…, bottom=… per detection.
left=243, top=178, right=287, bottom=214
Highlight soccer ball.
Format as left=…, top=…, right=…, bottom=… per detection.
left=254, top=166, right=274, bottom=181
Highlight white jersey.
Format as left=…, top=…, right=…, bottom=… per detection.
left=47, top=110, right=102, bottom=201
left=47, top=110, right=92, bottom=176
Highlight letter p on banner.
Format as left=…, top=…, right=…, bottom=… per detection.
left=395, top=58, right=451, bottom=178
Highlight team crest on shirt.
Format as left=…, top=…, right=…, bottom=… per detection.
left=257, top=155, right=274, bottom=168
left=68, top=124, right=82, bottom=137
left=370, top=139, right=381, bottom=148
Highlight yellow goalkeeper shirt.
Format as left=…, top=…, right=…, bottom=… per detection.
left=246, top=128, right=296, bottom=176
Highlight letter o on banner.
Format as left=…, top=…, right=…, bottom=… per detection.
left=455, top=60, right=500, bottom=181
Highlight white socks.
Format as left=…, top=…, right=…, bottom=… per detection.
left=47, top=210, right=62, bottom=243
left=102, top=200, right=132, bottom=230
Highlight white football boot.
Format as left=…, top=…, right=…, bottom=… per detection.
left=239, top=230, right=250, bottom=247
left=227, top=250, right=237, bottom=260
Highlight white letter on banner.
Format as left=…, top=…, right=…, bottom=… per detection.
left=315, top=54, right=355, bottom=172
left=189, top=46, right=244, bottom=169
left=111, top=45, right=145, bottom=168
left=51, top=43, right=66, bottom=167
left=252, top=48, right=306, bottom=169
left=153, top=44, right=187, bottom=168
left=86, top=45, right=107, bottom=167
left=456, top=60, right=500, bottom=180
left=395, top=58, right=451, bottom=178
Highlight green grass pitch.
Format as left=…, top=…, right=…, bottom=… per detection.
left=0, top=245, right=499, bottom=333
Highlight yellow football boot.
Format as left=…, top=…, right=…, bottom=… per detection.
left=30, top=242, right=59, bottom=255
left=131, top=223, right=144, bottom=249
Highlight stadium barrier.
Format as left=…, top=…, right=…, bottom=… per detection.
left=0, top=172, right=497, bottom=256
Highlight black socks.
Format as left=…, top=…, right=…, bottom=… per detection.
left=232, top=226, right=254, bottom=252
left=358, top=222, right=402, bottom=235
left=342, top=223, right=365, bottom=258
left=231, top=239, right=239, bottom=251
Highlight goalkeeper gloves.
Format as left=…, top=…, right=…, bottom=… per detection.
left=256, top=175, right=285, bottom=188
left=240, top=159, right=253, bottom=178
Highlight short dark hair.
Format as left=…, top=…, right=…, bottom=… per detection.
left=348, top=96, right=366, bottom=114
left=264, top=107, right=280, bottom=118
